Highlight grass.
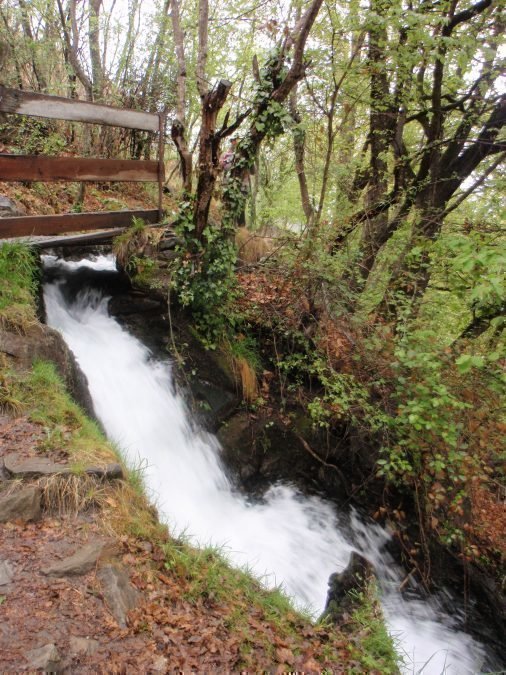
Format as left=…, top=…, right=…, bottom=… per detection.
left=345, top=583, right=401, bottom=674
left=0, top=242, right=39, bottom=332
left=13, top=360, right=116, bottom=467
left=112, top=217, right=151, bottom=271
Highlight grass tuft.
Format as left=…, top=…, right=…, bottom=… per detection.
left=39, top=473, right=107, bottom=516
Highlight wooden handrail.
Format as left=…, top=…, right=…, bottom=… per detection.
left=0, top=155, right=161, bottom=183
left=0, top=86, right=159, bottom=132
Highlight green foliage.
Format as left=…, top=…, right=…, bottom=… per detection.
left=0, top=116, right=66, bottom=155
left=445, top=232, right=505, bottom=324
left=378, top=330, right=471, bottom=485
left=170, top=199, right=238, bottom=347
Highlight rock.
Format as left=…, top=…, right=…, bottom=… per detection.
left=158, top=249, right=179, bottom=261
left=322, top=552, right=374, bottom=622
left=158, top=236, right=178, bottom=251
left=108, top=294, right=163, bottom=316
left=0, top=486, right=41, bottom=523
left=98, top=565, right=140, bottom=628
left=0, top=324, right=96, bottom=423
left=69, top=636, right=99, bottom=657
left=0, top=195, right=25, bottom=218
left=26, top=643, right=61, bottom=671
left=3, top=453, right=71, bottom=479
left=0, top=559, right=14, bottom=585
left=85, top=463, right=124, bottom=480
left=41, top=540, right=115, bottom=577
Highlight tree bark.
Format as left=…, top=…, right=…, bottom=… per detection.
left=18, top=0, right=48, bottom=91
left=170, top=0, right=192, bottom=192
left=88, top=0, right=104, bottom=101
left=290, top=84, right=314, bottom=226
left=56, top=0, right=93, bottom=100
left=193, top=79, right=232, bottom=238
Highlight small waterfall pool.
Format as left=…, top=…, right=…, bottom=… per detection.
left=43, top=255, right=488, bottom=674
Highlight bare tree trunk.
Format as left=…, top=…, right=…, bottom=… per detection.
left=196, top=0, right=209, bottom=99
left=170, top=0, right=192, bottom=192
left=18, top=0, right=48, bottom=91
left=290, top=83, right=314, bottom=226
left=56, top=0, right=93, bottom=100
left=356, top=0, right=392, bottom=283
left=194, top=79, right=232, bottom=237
left=88, top=0, right=104, bottom=100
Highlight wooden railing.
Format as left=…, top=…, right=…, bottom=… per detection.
left=0, top=86, right=165, bottom=238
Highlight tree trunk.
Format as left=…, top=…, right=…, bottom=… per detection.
left=170, top=0, right=192, bottom=192
left=355, top=0, right=392, bottom=283
left=193, top=80, right=232, bottom=238
left=290, top=84, right=314, bottom=226
left=88, top=0, right=104, bottom=101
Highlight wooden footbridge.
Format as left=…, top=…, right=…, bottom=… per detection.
left=0, top=86, right=165, bottom=247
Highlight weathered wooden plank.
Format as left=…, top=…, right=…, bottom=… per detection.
left=0, top=86, right=159, bottom=132
left=26, top=225, right=166, bottom=249
left=0, top=155, right=159, bottom=182
left=0, top=209, right=160, bottom=238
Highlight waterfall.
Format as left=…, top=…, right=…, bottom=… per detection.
left=43, top=255, right=487, bottom=674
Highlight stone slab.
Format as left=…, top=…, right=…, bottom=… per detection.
left=41, top=540, right=115, bottom=577
left=98, top=565, right=140, bottom=628
left=0, top=486, right=41, bottom=523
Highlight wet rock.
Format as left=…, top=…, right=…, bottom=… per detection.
left=0, top=486, right=41, bottom=523
left=0, top=559, right=14, bottom=585
left=85, top=463, right=124, bottom=480
left=26, top=643, right=61, bottom=671
left=108, top=294, right=163, bottom=316
left=322, top=552, right=374, bottom=622
left=41, top=541, right=116, bottom=577
left=69, top=636, right=99, bottom=657
left=4, top=453, right=70, bottom=479
left=98, top=565, right=140, bottom=628
left=0, top=195, right=25, bottom=218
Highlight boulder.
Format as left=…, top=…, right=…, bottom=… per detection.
left=0, top=486, right=41, bottom=523
left=0, top=324, right=96, bottom=422
left=0, top=559, right=14, bottom=585
left=322, top=552, right=374, bottom=622
left=3, top=454, right=70, bottom=479
left=0, top=195, right=25, bottom=218
left=41, top=540, right=116, bottom=577
left=98, top=565, right=140, bottom=628
left=26, top=643, right=61, bottom=671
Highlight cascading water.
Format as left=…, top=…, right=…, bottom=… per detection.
left=43, top=255, right=488, bottom=674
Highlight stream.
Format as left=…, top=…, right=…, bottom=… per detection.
left=43, top=255, right=489, bottom=674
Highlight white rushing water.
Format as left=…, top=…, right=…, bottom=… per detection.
left=43, top=255, right=487, bottom=674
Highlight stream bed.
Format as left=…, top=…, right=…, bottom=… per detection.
left=43, top=254, right=490, bottom=674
